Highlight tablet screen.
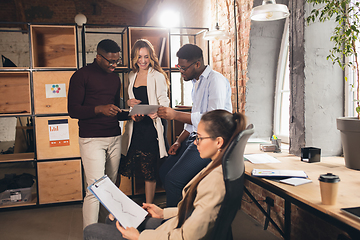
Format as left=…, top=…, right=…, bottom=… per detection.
left=341, top=207, right=360, bottom=220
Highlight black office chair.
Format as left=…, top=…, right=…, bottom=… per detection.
left=210, top=124, right=254, bottom=240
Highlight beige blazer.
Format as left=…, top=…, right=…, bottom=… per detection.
left=139, top=164, right=226, bottom=240
left=121, top=67, right=170, bottom=158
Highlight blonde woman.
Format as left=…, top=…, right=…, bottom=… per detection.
left=119, top=39, right=169, bottom=203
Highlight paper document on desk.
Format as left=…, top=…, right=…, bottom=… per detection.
left=244, top=153, right=281, bottom=164
left=247, top=138, right=270, bottom=143
left=129, top=105, right=161, bottom=116
left=252, top=169, right=308, bottom=178
left=280, top=178, right=312, bottom=186
left=88, top=175, right=147, bottom=228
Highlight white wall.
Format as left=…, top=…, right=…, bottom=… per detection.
left=304, top=3, right=343, bottom=156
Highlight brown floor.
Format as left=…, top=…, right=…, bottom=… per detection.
left=0, top=194, right=280, bottom=240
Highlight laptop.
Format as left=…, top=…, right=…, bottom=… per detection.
left=341, top=207, right=360, bottom=220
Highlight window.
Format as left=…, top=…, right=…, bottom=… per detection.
left=345, top=55, right=357, bottom=117
left=274, top=18, right=290, bottom=143
left=347, top=0, right=360, bottom=117
left=169, top=28, right=209, bottom=108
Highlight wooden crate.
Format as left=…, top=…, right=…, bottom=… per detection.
left=33, top=71, right=74, bottom=114
left=128, top=27, right=170, bottom=68
left=35, top=116, right=80, bottom=160
left=37, top=159, right=82, bottom=204
left=30, top=25, right=77, bottom=68
left=0, top=72, right=31, bottom=114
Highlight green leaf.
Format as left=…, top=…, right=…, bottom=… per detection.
left=356, top=106, right=360, bottom=114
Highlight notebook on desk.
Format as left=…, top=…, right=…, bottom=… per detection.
left=341, top=207, right=360, bottom=220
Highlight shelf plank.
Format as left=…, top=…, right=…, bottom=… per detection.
left=0, top=152, right=34, bottom=162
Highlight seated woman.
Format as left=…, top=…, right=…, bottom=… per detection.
left=83, top=109, right=247, bottom=240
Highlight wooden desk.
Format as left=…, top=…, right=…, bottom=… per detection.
left=244, top=143, right=360, bottom=239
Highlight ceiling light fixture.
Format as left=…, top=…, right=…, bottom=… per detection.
left=204, top=0, right=230, bottom=41
left=159, top=10, right=180, bottom=28
left=75, top=13, right=87, bottom=27
left=250, top=0, right=289, bottom=21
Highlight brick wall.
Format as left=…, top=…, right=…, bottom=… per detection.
left=210, top=0, right=252, bottom=113
left=0, top=0, right=140, bottom=26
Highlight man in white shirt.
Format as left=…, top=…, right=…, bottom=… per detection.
left=158, top=44, right=232, bottom=207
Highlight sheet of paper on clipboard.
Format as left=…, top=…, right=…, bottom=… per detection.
left=129, top=105, right=161, bottom=116
left=88, top=175, right=147, bottom=228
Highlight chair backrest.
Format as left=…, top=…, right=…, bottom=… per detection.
left=210, top=124, right=254, bottom=240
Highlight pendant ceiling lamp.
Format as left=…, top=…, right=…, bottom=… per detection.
left=250, top=0, right=289, bottom=21
left=204, top=0, right=230, bottom=41
left=75, top=13, right=87, bottom=26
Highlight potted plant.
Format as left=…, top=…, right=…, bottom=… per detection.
left=306, top=0, right=360, bottom=170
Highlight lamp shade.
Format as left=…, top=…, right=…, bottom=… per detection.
left=75, top=13, right=87, bottom=26
left=204, top=29, right=230, bottom=41
left=250, top=0, right=289, bottom=21
left=204, top=24, right=230, bottom=41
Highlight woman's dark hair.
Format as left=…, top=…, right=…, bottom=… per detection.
left=176, top=109, right=247, bottom=228
left=97, top=39, right=120, bottom=53
left=131, top=39, right=169, bottom=86
left=176, top=44, right=203, bottom=62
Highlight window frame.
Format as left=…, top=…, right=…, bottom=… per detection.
left=274, top=18, right=290, bottom=143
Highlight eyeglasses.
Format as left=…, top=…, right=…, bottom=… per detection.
left=194, top=133, right=214, bottom=144
left=98, top=53, right=121, bottom=66
left=175, top=60, right=198, bottom=72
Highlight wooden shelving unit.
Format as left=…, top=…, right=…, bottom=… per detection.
left=0, top=22, right=209, bottom=208
left=0, top=23, right=81, bottom=209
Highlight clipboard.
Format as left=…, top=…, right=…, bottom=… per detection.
left=88, top=175, right=148, bottom=228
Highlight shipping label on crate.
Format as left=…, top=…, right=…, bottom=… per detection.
left=45, top=84, right=66, bottom=98
left=48, top=119, right=70, bottom=147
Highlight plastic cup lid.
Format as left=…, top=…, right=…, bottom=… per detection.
left=318, top=173, right=340, bottom=183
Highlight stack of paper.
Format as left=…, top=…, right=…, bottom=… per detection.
left=244, top=153, right=281, bottom=164
left=251, top=169, right=308, bottom=178
left=279, top=178, right=312, bottom=186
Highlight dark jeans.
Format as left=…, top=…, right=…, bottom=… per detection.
left=159, top=134, right=211, bottom=207
left=83, top=216, right=163, bottom=240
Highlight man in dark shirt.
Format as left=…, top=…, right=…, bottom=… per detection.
left=68, top=39, right=124, bottom=228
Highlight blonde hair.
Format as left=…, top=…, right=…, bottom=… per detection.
left=131, top=39, right=169, bottom=86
